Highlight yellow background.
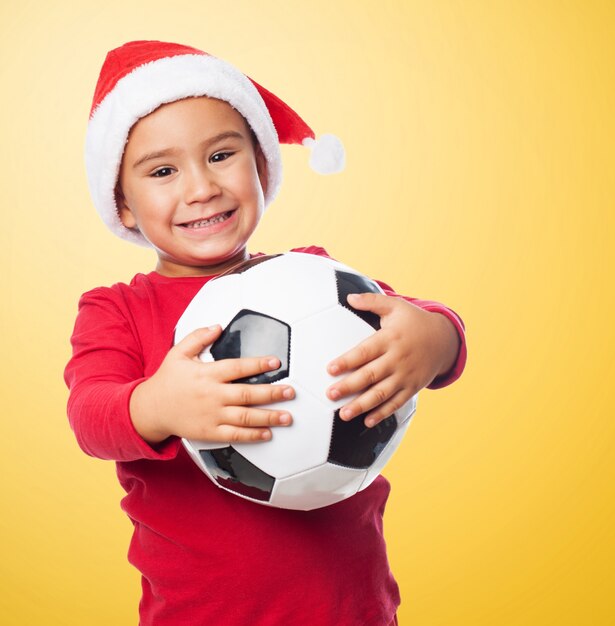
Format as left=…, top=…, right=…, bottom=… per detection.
left=1, top=1, right=613, bottom=624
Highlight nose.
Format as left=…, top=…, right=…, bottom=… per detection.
left=183, top=164, right=221, bottom=205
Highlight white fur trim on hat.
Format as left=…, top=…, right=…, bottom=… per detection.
left=85, top=54, right=282, bottom=247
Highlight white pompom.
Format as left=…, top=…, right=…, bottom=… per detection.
left=303, top=134, right=346, bottom=174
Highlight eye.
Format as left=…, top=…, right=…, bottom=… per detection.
left=210, top=151, right=234, bottom=163
left=151, top=167, right=174, bottom=178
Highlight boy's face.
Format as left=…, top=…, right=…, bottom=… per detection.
left=117, top=96, right=268, bottom=276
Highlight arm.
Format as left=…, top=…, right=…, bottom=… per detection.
left=327, top=292, right=465, bottom=426
left=64, top=288, right=181, bottom=461
left=291, top=246, right=467, bottom=426
left=65, top=288, right=295, bottom=461
left=292, top=245, right=467, bottom=383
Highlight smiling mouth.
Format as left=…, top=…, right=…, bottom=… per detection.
left=179, top=210, right=236, bottom=229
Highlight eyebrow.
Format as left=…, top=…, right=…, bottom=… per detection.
left=131, top=130, right=246, bottom=169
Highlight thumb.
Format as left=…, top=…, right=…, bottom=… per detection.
left=174, top=325, right=223, bottom=358
left=347, top=292, right=393, bottom=315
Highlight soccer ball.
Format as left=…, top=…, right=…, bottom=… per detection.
left=174, top=252, right=417, bottom=510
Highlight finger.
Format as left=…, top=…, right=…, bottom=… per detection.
left=346, top=292, right=394, bottom=315
left=211, top=354, right=283, bottom=383
left=338, top=377, right=397, bottom=422
left=327, top=333, right=386, bottom=376
left=225, top=406, right=293, bottom=429
left=327, top=355, right=392, bottom=401
left=361, top=390, right=411, bottom=428
left=228, top=383, right=295, bottom=406
left=175, top=325, right=223, bottom=359
left=214, top=425, right=275, bottom=443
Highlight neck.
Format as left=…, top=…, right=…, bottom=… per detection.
left=155, top=249, right=250, bottom=277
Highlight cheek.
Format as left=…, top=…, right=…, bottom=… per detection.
left=248, top=174, right=266, bottom=208
left=128, top=186, right=171, bottom=218
left=231, top=160, right=264, bottom=197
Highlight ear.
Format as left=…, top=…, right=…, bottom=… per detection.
left=255, top=143, right=268, bottom=197
left=115, top=185, right=138, bottom=229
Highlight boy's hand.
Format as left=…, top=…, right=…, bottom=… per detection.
left=326, top=293, right=460, bottom=427
left=130, top=325, right=294, bottom=446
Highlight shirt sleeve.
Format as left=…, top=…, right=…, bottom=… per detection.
left=64, top=287, right=181, bottom=462
left=291, top=245, right=467, bottom=389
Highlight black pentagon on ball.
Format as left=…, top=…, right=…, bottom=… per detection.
left=211, top=309, right=290, bottom=384
left=217, top=254, right=282, bottom=277
left=335, top=270, right=382, bottom=330
left=200, top=447, right=275, bottom=502
left=328, top=410, right=397, bottom=469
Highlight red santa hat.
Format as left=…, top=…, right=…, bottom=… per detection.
left=85, top=40, right=345, bottom=246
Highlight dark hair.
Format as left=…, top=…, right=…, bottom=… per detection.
left=246, top=124, right=260, bottom=151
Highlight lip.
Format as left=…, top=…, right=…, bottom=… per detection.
left=177, top=209, right=236, bottom=227
left=175, top=209, right=238, bottom=236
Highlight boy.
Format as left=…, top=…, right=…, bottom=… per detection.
left=65, top=40, right=467, bottom=625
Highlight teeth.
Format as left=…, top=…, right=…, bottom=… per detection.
left=184, top=211, right=232, bottom=228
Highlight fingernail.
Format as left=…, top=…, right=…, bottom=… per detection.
left=208, top=324, right=221, bottom=331
left=279, top=413, right=291, bottom=425
left=340, top=407, right=352, bottom=420
left=261, top=430, right=272, bottom=440
left=365, top=418, right=375, bottom=428
left=268, top=357, right=280, bottom=368
left=329, top=388, right=341, bottom=400
left=329, top=363, right=340, bottom=375
left=282, top=387, right=294, bottom=399
left=348, top=293, right=361, bottom=301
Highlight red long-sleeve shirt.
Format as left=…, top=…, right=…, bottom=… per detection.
left=64, top=246, right=467, bottom=625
